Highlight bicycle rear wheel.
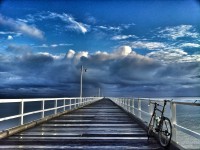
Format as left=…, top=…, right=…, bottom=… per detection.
left=158, top=117, right=172, bottom=147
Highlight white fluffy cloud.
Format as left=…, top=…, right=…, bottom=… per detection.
left=34, top=43, right=72, bottom=48
left=0, top=14, right=44, bottom=39
left=66, top=49, right=76, bottom=59
left=180, top=43, right=200, bottom=48
left=48, top=12, right=89, bottom=34
left=146, top=48, right=200, bottom=63
left=66, top=50, right=89, bottom=64
left=7, top=35, right=13, bottom=40
left=97, top=25, right=122, bottom=31
left=114, top=46, right=132, bottom=56
left=111, top=35, right=137, bottom=40
left=158, top=25, right=199, bottom=40
left=130, top=41, right=166, bottom=50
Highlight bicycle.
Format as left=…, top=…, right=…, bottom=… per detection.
left=147, top=100, right=172, bottom=147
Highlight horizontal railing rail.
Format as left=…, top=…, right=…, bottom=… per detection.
left=0, top=97, right=101, bottom=132
left=109, top=97, right=200, bottom=149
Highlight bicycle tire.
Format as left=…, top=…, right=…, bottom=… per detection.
left=158, top=117, right=172, bottom=147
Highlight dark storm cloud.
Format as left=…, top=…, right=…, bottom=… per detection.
left=76, top=46, right=200, bottom=97
left=0, top=45, right=200, bottom=98
left=0, top=46, right=81, bottom=98
left=6, top=45, right=32, bottom=54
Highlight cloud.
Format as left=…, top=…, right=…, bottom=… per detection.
left=147, top=48, right=200, bottom=63
left=17, top=18, right=29, bottom=23
left=66, top=49, right=76, bottom=59
left=35, top=44, right=48, bottom=48
left=111, top=34, right=138, bottom=40
left=122, top=23, right=135, bottom=29
left=51, top=44, right=58, bottom=48
left=35, top=12, right=90, bottom=34
left=85, top=15, right=96, bottom=24
left=6, top=44, right=32, bottom=55
left=130, top=41, right=166, bottom=50
left=0, top=45, right=200, bottom=98
left=64, top=15, right=89, bottom=34
left=7, top=35, right=13, bottom=40
left=114, top=46, right=132, bottom=56
left=158, top=25, right=199, bottom=40
left=34, top=43, right=72, bottom=48
left=0, top=31, right=22, bottom=38
left=180, top=43, right=200, bottom=48
left=0, top=31, right=16, bottom=35
left=0, top=14, right=44, bottom=39
left=30, top=11, right=90, bottom=33
left=96, top=23, right=135, bottom=32
left=96, top=25, right=122, bottom=31
left=147, top=49, right=187, bottom=62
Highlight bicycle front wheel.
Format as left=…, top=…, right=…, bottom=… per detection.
left=158, top=117, right=172, bottom=147
left=147, top=115, right=155, bottom=139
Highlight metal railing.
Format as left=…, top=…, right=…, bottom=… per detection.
left=110, top=97, right=200, bottom=149
left=0, top=97, right=101, bottom=132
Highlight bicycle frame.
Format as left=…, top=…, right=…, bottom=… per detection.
left=148, top=100, right=167, bottom=133
left=148, top=100, right=172, bottom=147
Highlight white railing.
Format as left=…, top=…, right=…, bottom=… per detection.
left=110, top=97, right=200, bottom=149
left=0, top=97, right=101, bottom=132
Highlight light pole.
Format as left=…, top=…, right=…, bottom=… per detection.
left=98, top=88, right=100, bottom=97
left=80, top=65, right=87, bottom=98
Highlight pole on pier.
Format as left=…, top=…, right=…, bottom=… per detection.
left=98, top=88, right=100, bottom=97
left=80, top=65, right=87, bottom=99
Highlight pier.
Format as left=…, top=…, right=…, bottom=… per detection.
left=0, top=97, right=200, bottom=149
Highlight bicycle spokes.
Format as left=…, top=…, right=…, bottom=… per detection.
left=158, top=118, right=172, bottom=147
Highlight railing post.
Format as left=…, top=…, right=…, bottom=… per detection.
left=138, top=98, right=141, bottom=119
left=69, top=99, right=71, bottom=110
left=131, top=98, right=135, bottom=115
left=171, top=102, right=177, bottom=142
left=54, top=99, right=57, bottom=114
left=41, top=99, right=45, bottom=118
left=20, top=99, right=24, bottom=125
left=82, top=98, right=84, bottom=105
left=127, top=99, right=129, bottom=111
left=149, top=99, right=153, bottom=115
left=63, top=99, right=66, bottom=111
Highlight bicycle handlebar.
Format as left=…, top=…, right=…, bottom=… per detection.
left=149, top=100, right=171, bottom=107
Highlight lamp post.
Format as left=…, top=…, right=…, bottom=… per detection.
left=98, top=88, right=100, bottom=97
left=80, top=65, right=87, bottom=98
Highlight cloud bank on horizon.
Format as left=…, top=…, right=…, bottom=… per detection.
left=0, top=0, right=200, bottom=98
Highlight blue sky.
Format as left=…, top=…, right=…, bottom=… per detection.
left=0, top=0, right=200, bottom=98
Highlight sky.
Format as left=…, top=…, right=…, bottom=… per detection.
left=0, top=0, right=200, bottom=98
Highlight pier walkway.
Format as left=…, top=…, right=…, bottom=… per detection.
left=0, top=99, right=163, bottom=149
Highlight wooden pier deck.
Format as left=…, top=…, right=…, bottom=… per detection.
left=0, top=99, right=163, bottom=149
